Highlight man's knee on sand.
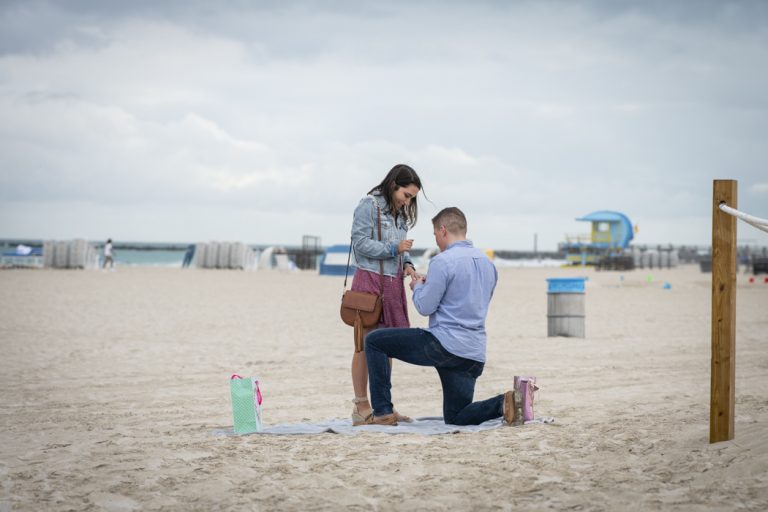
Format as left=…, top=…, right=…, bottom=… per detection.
left=443, top=410, right=463, bottom=425
left=364, top=329, right=388, bottom=354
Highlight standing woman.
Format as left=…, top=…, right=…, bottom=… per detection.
left=349, top=164, right=423, bottom=426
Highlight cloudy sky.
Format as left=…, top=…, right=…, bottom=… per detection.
left=1, top=0, right=766, bottom=250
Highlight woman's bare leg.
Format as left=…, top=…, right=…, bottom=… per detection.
left=351, top=327, right=374, bottom=421
left=351, top=327, right=412, bottom=423
left=351, top=351, right=370, bottom=403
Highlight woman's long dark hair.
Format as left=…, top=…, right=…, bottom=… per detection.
left=368, top=164, right=422, bottom=228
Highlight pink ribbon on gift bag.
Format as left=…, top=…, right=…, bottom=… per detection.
left=255, top=380, right=263, bottom=405
left=253, top=380, right=262, bottom=425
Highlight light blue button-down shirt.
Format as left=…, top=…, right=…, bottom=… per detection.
left=412, top=240, right=497, bottom=362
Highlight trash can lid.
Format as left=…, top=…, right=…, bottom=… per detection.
left=546, top=277, right=586, bottom=293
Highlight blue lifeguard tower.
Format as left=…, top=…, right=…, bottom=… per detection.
left=562, top=211, right=635, bottom=267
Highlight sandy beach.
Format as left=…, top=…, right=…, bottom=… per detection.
left=1, top=264, right=766, bottom=511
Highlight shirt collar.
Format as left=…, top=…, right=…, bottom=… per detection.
left=445, top=240, right=473, bottom=251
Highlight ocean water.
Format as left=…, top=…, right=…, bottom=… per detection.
left=0, top=240, right=190, bottom=267
left=110, top=248, right=187, bottom=267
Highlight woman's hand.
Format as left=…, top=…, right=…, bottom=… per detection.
left=397, top=239, right=414, bottom=254
left=405, top=263, right=421, bottom=281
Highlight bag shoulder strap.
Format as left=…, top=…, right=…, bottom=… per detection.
left=344, top=198, right=385, bottom=293
left=344, top=238, right=353, bottom=288
left=377, top=206, right=384, bottom=293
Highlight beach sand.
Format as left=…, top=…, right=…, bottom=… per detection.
left=1, top=264, right=766, bottom=511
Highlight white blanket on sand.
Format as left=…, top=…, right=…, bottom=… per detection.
left=213, top=416, right=555, bottom=436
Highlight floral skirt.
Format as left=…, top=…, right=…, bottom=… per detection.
left=350, top=268, right=410, bottom=328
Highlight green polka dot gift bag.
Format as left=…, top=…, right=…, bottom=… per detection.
left=230, top=374, right=263, bottom=434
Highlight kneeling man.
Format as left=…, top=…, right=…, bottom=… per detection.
left=365, top=207, right=518, bottom=426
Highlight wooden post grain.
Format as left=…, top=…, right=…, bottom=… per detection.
left=710, top=179, right=737, bottom=443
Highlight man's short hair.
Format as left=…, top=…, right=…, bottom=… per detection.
left=432, top=207, right=467, bottom=235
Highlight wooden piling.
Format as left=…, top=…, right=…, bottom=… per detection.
left=710, top=179, right=737, bottom=443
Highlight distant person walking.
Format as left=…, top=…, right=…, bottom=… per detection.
left=102, top=239, right=114, bottom=269
left=347, top=164, right=424, bottom=426
left=182, top=244, right=196, bottom=268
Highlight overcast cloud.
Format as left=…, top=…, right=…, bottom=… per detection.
left=1, top=0, right=766, bottom=250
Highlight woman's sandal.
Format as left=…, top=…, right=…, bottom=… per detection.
left=351, top=396, right=374, bottom=426
left=352, top=397, right=413, bottom=425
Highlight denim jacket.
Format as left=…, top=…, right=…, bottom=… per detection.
left=351, top=192, right=413, bottom=277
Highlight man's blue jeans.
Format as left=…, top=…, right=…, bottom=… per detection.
left=365, top=328, right=504, bottom=425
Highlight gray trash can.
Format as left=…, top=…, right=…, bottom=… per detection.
left=546, top=277, right=586, bottom=338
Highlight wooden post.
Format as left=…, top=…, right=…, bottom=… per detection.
left=710, top=179, right=737, bottom=443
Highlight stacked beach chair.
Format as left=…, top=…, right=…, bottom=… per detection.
left=229, top=242, right=257, bottom=269
left=43, top=239, right=99, bottom=269
left=632, top=247, right=679, bottom=270
left=193, top=242, right=257, bottom=270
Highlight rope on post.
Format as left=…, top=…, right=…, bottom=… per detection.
left=718, top=203, right=768, bottom=234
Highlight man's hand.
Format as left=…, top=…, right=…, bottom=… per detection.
left=409, top=275, right=425, bottom=291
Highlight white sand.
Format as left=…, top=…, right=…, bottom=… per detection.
left=0, top=265, right=766, bottom=510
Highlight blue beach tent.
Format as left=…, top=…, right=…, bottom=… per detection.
left=319, top=245, right=354, bottom=276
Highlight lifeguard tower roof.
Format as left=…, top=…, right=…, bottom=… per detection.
left=575, top=210, right=634, bottom=248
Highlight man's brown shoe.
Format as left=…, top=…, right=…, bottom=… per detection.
left=393, top=410, right=413, bottom=423
left=372, top=413, right=398, bottom=426
left=503, top=390, right=523, bottom=426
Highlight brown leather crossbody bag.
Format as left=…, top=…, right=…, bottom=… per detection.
left=340, top=204, right=384, bottom=352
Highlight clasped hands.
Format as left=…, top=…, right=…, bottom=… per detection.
left=399, top=240, right=425, bottom=290
left=409, top=274, right=425, bottom=290
left=407, top=267, right=425, bottom=290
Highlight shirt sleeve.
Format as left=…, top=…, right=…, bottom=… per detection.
left=351, top=197, right=397, bottom=259
left=412, top=257, right=448, bottom=316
